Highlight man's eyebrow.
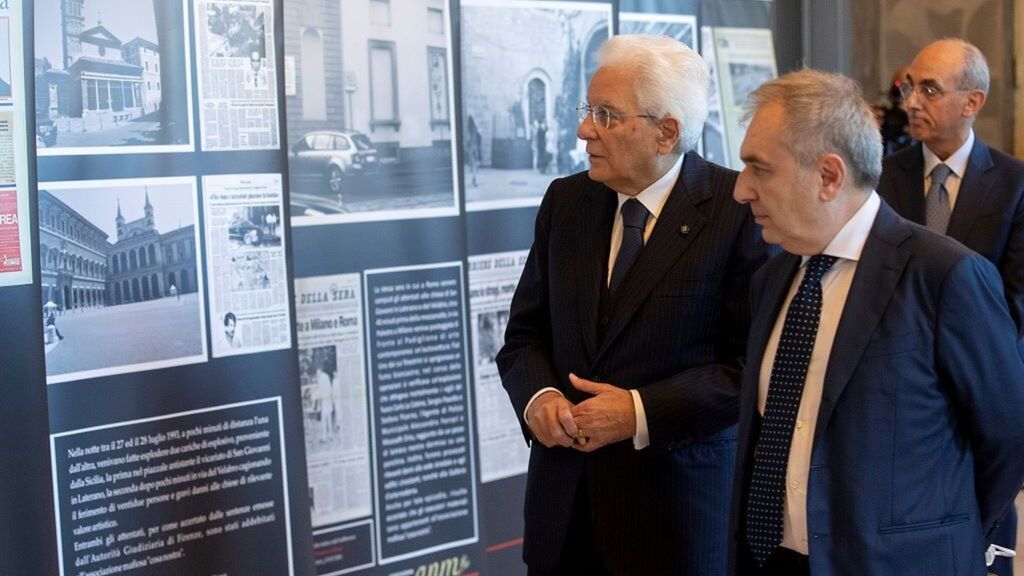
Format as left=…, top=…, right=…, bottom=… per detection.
left=906, top=73, right=940, bottom=87
left=740, top=152, right=766, bottom=166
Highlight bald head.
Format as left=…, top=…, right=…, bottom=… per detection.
left=912, top=39, right=989, bottom=94
left=904, top=38, right=988, bottom=158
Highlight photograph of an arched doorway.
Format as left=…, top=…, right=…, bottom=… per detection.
left=460, top=0, right=611, bottom=211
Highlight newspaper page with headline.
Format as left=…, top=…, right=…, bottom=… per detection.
left=195, top=0, right=280, bottom=150
left=0, top=1, right=31, bottom=286
left=712, top=27, right=777, bottom=170
left=204, top=173, right=291, bottom=357
left=294, top=272, right=373, bottom=528
left=468, top=250, right=530, bottom=483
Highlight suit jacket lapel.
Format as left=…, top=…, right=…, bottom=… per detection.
left=892, top=144, right=926, bottom=225
left=576, top=181, right=617, bottom=363
left=946, top=139, right=995, bottom=240
left=593, top=152, right=711, bottom=364
left=814, top=203, right=911, bottom=443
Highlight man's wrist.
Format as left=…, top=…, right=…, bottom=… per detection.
left=524, top=387, right=563, bottom=424
left=630, top=389, right=650, bottom=450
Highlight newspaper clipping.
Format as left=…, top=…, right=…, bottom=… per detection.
left=204, top=173, right=291, bottom=357
left=700, top=26, right=729, bottom=167
left=294, top=273, right=373, bottom=530
left=196, top=0, right=280, bottom=150
left=468, top=250, right=530, bottom=483
left=711, top=27, right=777, bottom=170
left=0, top=3, right=32, bottom=287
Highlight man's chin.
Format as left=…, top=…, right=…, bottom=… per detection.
left=587, top=167, right=606, bottom=182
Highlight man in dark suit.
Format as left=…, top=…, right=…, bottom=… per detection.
left=496, top=35, right=768, bottom=575
left=879, top=39, right=1024, bottom=573
left=879, top=38, right=1024, bottom=345
left=729, top=68, right=1024, bottom=576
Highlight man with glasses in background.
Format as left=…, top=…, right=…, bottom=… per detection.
left=497, top=35, right=769, bottom=575
left=878, top=38, right=1024, bottom=575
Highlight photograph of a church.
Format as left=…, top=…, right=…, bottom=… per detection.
left=38, top=178, right=207, bottom=383
left=34, top=0, right=192, bottom=152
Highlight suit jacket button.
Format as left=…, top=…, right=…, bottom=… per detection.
left=600, top=316, right=610, bottom=325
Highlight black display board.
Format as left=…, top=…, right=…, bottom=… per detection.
left=0, top=1, right=775, bottom=574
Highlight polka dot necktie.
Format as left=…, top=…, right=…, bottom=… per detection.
left=925, top=163, right=953, bottom=234
left=608, top=198, right=649, bottom=294
left=745, top=254, right=838, bottom=566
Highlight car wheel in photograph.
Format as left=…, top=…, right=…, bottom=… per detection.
left=328, top=166, right=344, bottom=195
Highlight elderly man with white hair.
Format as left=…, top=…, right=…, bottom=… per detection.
left=497, top=34, right=769, bottom=575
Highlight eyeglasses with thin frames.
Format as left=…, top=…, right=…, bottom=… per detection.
left=577, top=102, right=656, bottom=129
left=898, top=80, right=972, bottom=102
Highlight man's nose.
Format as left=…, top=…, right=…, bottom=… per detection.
left=577, top=117, right=597, bottom=140
left=903, top=89, right=923, bottom=110
left=733, top=173, right=755, bottom=204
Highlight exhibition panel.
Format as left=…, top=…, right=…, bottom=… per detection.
left=0, top=1, right=774, bottom=574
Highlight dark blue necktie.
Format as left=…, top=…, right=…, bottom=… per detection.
left=608, top=198, right=649, bottom=294
left=745, top=254, right=838, bottom=565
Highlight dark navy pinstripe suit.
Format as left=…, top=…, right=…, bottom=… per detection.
left=497, top=151, right=769, bottom=575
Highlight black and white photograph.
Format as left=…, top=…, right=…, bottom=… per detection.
left=205, top=3, right=267, bottom=59
left=34, top=0, right=194, bottom=155
left=299, top=344, right=339, bottom=446
left=475, top=309, right=508, bottom=367
left=460, top=0, right=611, bottom=211
left=284, top=0, right=459, bottom=225
left=37, top=177, right=207, bottom=384
left=619, top=12, right=695, bottom=49
left=0, top=17, right=11, bottom=103
left=228, top=205, right=282, bottom=248
left=728, top=62, right=775, bottom=107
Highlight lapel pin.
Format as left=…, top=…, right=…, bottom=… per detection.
left=679, top=224, right=690, bottom=235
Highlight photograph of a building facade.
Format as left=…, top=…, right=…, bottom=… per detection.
left=34, top=0, right=191, bottom=152
left=285, top=0, right=457, bottom=221
left=37, top=180, right=204, bottom=382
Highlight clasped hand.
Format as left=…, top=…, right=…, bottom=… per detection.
left=524, top=374, right=636, bottom=452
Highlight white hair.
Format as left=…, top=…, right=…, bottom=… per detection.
left=597, top=34, right=710, bottom=153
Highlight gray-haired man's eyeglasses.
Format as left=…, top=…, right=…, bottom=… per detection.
left=577, top=102, right=656, bottom=129
left=898, top=80, right=970, bottom=102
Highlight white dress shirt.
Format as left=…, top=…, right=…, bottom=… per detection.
left=922, top=130, right=974, bottom=211
left=757, top=192, right=881, bottom=554
left=524, top=155, right=684, bottom=450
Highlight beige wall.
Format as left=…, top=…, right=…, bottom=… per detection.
left=853, top=0, right=1015, bottom=152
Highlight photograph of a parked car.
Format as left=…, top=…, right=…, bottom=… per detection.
left=284, top=0, right=458, bottom=225
left=289, top=130, right=380, bottom=201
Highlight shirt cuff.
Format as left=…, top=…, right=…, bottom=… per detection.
left=524, top=387, right=563, bottom=424
left=630, top=389, right=649, bottom=450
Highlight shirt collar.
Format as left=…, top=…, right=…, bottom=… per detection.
left=802, top=191, right=881, bottom=266
left=923, top=129, right=974, bottom=180
left=616, top=154, right=684, bottom=221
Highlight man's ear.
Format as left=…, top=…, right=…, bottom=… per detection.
left=962, top=90, right=986, bottom=118
left=818, top=153, right=846, bottom=202
left=656, top=117, right=681, bottom=155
